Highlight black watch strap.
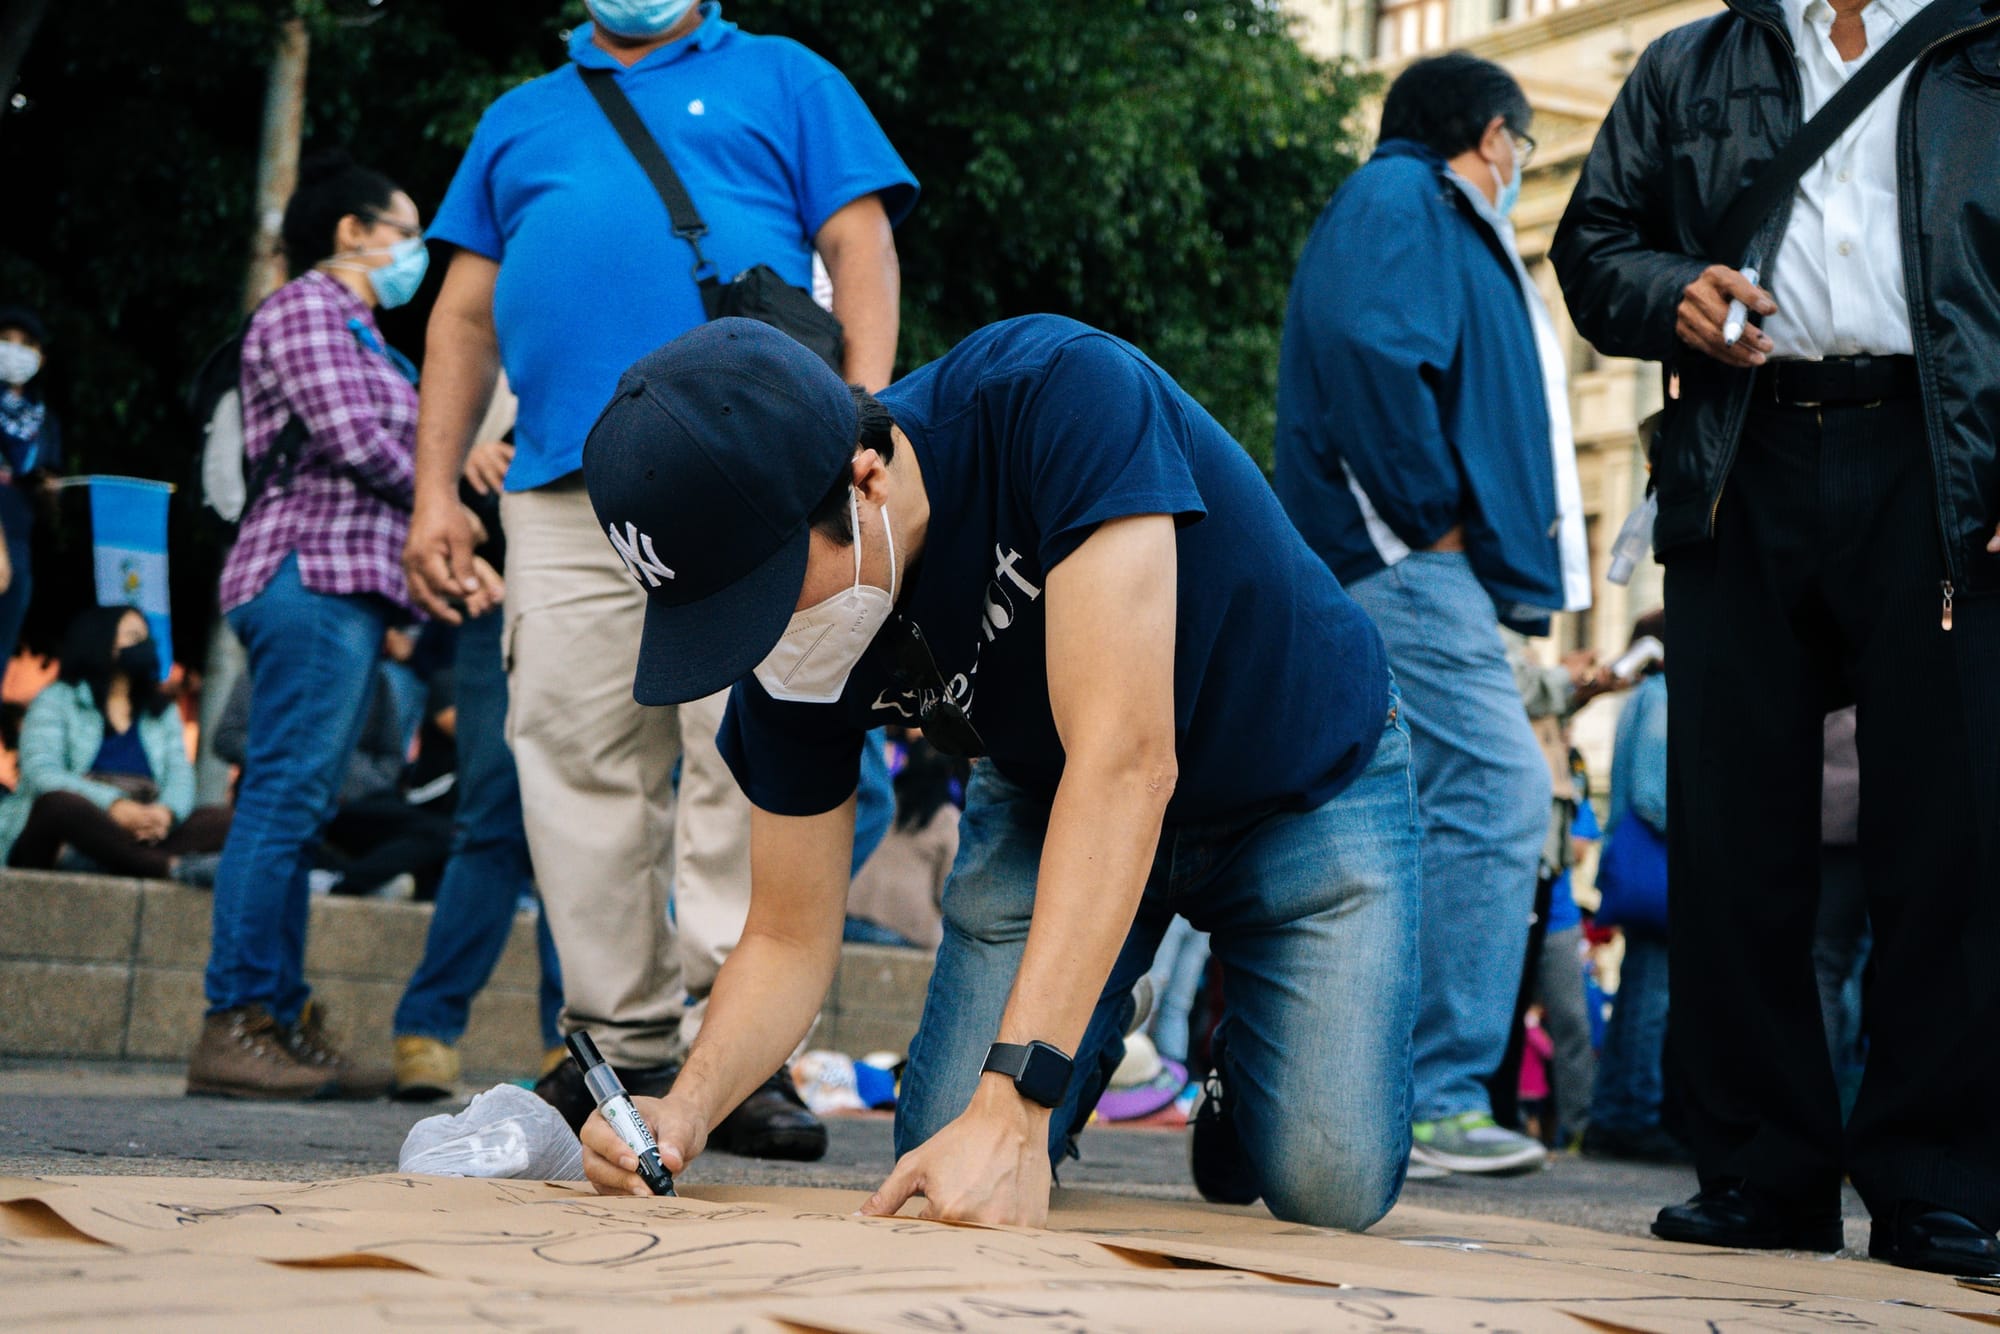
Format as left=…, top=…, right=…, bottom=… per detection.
left=982, top=1040, right=1073, bottom=1109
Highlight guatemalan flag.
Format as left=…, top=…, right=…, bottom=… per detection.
left=86, top=476, right=173, bottom=681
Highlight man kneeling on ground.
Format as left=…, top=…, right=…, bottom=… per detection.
left=577, top=316, right=1419, bottom=1229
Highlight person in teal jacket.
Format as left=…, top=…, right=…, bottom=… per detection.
left=0, top=606, right=228, bottom=880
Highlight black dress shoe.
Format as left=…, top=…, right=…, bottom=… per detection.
left=1869, top=1202, right=2000, bottom=1277
left=708, top=1070, right=828, bottom=1161
left=533, top=1054, right=680, bottom=1133
left=1652, top=1180, right=1843, bottom=1252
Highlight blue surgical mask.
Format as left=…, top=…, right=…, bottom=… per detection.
left=324, top=235, right=429, bottom=310
left=588, top=0, right=697, bottom=38
left=1492, top=148, right=1522, bottom=217
left=366, top=237, right=430, bottom=310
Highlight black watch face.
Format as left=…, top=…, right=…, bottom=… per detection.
left=1018, top=1042, right=1072, bottom=1108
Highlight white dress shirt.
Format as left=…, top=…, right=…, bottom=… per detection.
left=1761, top=0, right=1924, bottom=359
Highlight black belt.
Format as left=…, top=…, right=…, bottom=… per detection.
left=1759, top=355, right=1919, bottom=407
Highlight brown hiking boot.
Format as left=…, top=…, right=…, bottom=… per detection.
left=286, top=1000, right=393, bottom=1100
left=186, top=1005, right=337, bottom=1100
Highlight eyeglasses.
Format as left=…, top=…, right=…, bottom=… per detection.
left=362, top=212, right=423, bottom=241
left=881, top=615, right=985, bottom=759
left=1512, top=133, right=1537, bottom=170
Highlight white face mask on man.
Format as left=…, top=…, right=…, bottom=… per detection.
left=753, top=489, right=897, bottom=705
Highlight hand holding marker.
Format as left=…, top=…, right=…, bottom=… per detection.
left=567, top=1031, right=676, bottom=1196
left=1722, top=256, right=1762, bottom=347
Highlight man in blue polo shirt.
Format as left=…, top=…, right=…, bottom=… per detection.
left=574, top=316, right=1421, bottom=1231
left=402, top=0, right=916, bottom=1157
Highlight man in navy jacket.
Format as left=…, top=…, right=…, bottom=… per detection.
left=1275, top=52, right=1592, bottom=1179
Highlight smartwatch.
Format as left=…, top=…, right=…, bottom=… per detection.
left=982, top=1040, right=1074, bottom=1109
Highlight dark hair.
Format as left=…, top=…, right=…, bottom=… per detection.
left=58, top=605, right=167, bottom=716
left=807, top=385, right=899, bottom=544
left=0, top=304, right=47, bottom=346
left=892, top=738, right=963, bottom=833
left=1379, top=52, right=1531, bottom=158
left=280, top=149, right=402, bottom=275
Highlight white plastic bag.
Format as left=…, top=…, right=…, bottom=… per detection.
left=398, top=1083, right=586, bottom=1181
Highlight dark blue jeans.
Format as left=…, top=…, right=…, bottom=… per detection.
left=207, top=555, right=387, bottom=1020
left=1589, top=930, right=1670, bottom=1134
left=394, top=608, right=562, bottom=1050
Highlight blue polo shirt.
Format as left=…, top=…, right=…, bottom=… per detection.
left=718, top=316, right=1392, bottom=824
left=430, top=7, right=918, bottom=492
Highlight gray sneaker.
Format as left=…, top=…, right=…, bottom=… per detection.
left=1410, top=1112, right=1547, bottom=1175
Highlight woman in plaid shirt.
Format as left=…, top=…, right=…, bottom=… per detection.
left=191, top=152, right=498, bottom=1100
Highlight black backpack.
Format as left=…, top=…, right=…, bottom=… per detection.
left=186, top=303, right=308, bottom=535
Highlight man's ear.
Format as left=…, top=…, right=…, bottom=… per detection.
left=1478, top=115, right=1510, bottom=166
left=851, top=449, right=892, bottom=505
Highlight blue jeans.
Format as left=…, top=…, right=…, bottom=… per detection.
left=1590, top=931, right=1670, bottom=1133
left=1346, top=553, right=1551, bottom=1123
left=207, top=555, right=387, bottom=1020
left=1145, top=915, right=1210, bottom=1064
left=395, top=608, right=563, bottom=1050
left=852, top=728, right=894, bottom=877
left=896, top=705, right=1420, bottom=1230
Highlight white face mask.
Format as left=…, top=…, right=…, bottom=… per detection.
left=0, top=343, right=42, bottom=387
left=754, top=489, right=897, bottom=705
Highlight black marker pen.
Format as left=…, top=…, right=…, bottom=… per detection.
left=565, top=1031, right=676, bottom=1196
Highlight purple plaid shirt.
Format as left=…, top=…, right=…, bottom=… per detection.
left=218, top=271, right=418, bottom=615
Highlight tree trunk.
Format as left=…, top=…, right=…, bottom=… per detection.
left=0, top=0, right=55, bottom=142
left=241, top=15, right=310, bottom=312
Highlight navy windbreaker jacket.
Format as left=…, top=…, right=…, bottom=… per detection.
left=1273, top=138, right=1565, bottom=634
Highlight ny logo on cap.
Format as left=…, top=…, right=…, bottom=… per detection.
left=608, top=522, right=675, bottom=588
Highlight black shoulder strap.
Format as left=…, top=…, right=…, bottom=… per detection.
left=1714, top=0, right=1963, bottom=265
left=578, top=66, right=719, bottom=287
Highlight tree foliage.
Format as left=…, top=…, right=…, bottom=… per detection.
left=0, top=0, right=1367, bottom=657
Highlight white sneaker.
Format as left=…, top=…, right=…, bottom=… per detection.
left=1405, top=1150, right=1451, bottom=1181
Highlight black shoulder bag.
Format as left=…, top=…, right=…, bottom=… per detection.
left=580, top=67, right=846, bottom=373
left=1711, top=0, right=1963, bottom=266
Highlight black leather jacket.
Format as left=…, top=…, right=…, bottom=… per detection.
left=1552, top=0, right=2000, bottom=602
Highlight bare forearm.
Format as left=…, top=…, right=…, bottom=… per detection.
left=675, top=926, right=840, bottom=1125
left=416, top=309, right=500, bottom=505
left=673, top=800, right=854, bottom=1127
left=996, top=759, right=1170, bottom=1061
left=822, top=209, right=900, bottom=392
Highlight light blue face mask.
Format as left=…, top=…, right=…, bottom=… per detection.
left=1492, top=142, right=1523, bottom=217
left=365, top=237, right=430, bottom=310
left=588, top=0, right=697, bottom=38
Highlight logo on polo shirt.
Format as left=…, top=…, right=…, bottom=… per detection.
left=688, top=99, right=705, bottom=116
left=608, top=522, right=675, bottom=587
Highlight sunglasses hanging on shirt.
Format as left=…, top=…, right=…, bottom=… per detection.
left=882, top=616, right=985, bottom=760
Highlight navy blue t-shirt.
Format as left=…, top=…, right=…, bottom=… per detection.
left=718, top=316, right=1390, bottom=823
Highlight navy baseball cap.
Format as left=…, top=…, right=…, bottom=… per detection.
left=582, top=318, right=858, bottom=706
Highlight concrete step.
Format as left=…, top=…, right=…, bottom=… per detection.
left=0, top=870, right=931, bottom=1080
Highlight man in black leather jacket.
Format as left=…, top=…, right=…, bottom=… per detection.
left=1553, top=0, right=2000, bottom=1277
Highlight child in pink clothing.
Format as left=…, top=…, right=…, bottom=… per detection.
left=1517, top=1007, right=1556, bottom=1143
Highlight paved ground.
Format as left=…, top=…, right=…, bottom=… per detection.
left=0, top=1059, right=1874, bottom=1250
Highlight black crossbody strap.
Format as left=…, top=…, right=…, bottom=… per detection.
left=1714, top=0, right=1963, bottom=265
left=579, top=66, right=719, bottom=286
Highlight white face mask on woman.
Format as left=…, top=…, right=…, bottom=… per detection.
left=0, top=343, right=41, bottom=387
left=753, top=489, right=897, bottom=705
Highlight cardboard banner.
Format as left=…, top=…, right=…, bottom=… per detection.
left=1, top=1175, right=1991, bottom=1332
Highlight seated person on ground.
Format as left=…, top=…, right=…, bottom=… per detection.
left=0, top=605, right=228, bottom=883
